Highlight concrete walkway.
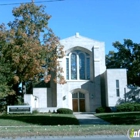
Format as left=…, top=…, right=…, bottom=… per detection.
left=74, top=112, right=110, bottom=125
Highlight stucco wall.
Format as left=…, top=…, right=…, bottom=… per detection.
left=57, top=80, right=94, bottom=112
left=33, top=88, right=47, bottom=108
left=106, top=69, right=127, bottom=106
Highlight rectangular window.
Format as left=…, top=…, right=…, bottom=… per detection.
left=72, top=93, right=78, bottom=98
left=71, top=53, right=77, bottom=79
left=66, top=58, right=69, bottom=79
left=116, top=80, right=120, bottom=97
left=79, top=53, right=85, bottom=79
left=79, top=92, right=85, bottom=99
left=86, top=58, right=90, bottom=80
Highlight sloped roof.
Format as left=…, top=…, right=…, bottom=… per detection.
left=60, top=33, right=104, bottom=51
left=61, top=33, right=100, bottom=43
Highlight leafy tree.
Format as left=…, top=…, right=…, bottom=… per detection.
left=106, top=39, right=140, bottom=86
left=0, top=24, right=15, bottom=98
left=0, top=3, right=65, bottom=98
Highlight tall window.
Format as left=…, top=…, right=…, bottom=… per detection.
left=66, top=58, right=69, bottom=79
left=66, top=50, right=90, bottom=80
left=116, top=80, right=120, bottom=97
left=71, top=53, right=77, bottom=79
left=79, top=53, right=85, bottom=79
left=86, top=58, right=90, bottom=80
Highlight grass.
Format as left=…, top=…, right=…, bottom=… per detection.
left=0, top=113, right=79, bottom=126
left=0, top=112, right=140, bottom=137
left=95, top=112, right=140, bottom=125
left=0, top=125, right=139, bottom=137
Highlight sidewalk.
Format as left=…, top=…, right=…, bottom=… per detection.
left=74, top=112, right=110, bottom=125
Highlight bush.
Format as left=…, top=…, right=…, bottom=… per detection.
left=134, top=104, right=140, bottom=111
left=0, top=98, right=7, bottom=112
left=32, top=109, right=39, bottom=114
left=96, top=107, right=112, bottom=113
left=116, top=103, right=140, bottom=112
left=105, top=107, right=112, bottom=113
left=96, top=107, right=105, bottom=113
left=57, top=108, right=73, bottom=114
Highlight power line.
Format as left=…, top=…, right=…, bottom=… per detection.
left=0, top=0, right=64, bottom=6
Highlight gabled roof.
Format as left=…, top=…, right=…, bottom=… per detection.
left=60, top=33, right=104, bottom=51
left=61, top=32, right=99, bottom=42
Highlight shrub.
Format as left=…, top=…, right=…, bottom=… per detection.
left=32, top=109, right=39, bottom=114
left=96, top=107, right=105, bottom=113
left=57, top=108, right=73, bottom=114
left=105, top=107, right=112, bottom=113
left=134, top=104, right=140, bottom=111
left=96, top=106, right=112, bottom=113
left=116, top=103, right=140, bottom=112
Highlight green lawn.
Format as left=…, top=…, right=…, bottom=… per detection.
left=95, top=112, right=140, bottom=125
left=0, top=113, right=79, bottom=126
left=0, top=125, right=139, bottom=137
left=0, top=112, right=140, bottom=137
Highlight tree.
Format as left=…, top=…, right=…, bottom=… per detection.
left=0, top=24, right=15, bottom=98
left=106, top=39, right=140, bottom=86
left=0, top=59, right=15, bottom=98
left=0, top=3, right=65, bottom=98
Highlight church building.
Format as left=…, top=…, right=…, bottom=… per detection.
left=24, top=33, right=128, bottom=112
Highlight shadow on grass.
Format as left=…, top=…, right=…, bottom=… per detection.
left=96, top=112, right=140, bottom=125
left=0, top=114, right=79, bottom=125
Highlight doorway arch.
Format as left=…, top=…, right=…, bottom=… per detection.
left=72, top=92, right=85, bottom=112
left=71, top=88, right=89, bottom=112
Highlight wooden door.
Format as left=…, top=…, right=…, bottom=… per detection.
left=73, top=99, right=78, bottom=112
left=79, top=99, right=85, bottom=112
left=72, top=92, right=85, bottom=112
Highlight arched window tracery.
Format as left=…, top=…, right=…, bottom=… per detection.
left=66, top=50, right=90, bottom=80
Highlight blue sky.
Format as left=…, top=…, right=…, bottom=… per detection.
left=0, top=0, right=140, bottom=54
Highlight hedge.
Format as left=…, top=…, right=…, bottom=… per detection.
left=57, top=108, right=73, bottom=114
left=95, top=107, right=111, bottom=113
left=116, top=103, right=140, bottom=112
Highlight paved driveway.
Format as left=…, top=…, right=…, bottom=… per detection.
left=74, top=112, right=110, bottom=125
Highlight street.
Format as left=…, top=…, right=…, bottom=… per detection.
left=0, top=135, right=139, bottom=140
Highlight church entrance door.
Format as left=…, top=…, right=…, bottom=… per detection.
left=72, top=92, right=85, bottom=112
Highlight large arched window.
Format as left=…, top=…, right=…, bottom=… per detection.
left=66, top=50, right=90, bottom=80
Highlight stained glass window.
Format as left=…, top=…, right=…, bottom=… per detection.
left=86, top=58, right=90, bottom=80
left=71, top=53, right=77, bottom=79
left=79, top=53, right=85, bottom=79
left=66, top=50, right=90, bottom=80
left=66, top=58, right=69, bottom=79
